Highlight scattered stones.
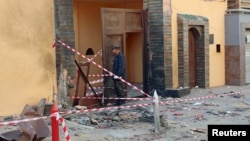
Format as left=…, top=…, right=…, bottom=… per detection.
left=193, top=102, right=202, bottom=106
left=191, top=128, right=206, bottom=133
left=180, top=122, right=188, bottom=128
left=91, top=118, right=100, bottom=126
left=203, top=102, right=219, bottom=106
left=74, top=105, right=87, bottom=110
left=173, top=111, right=183, bottom=116
left=243, top=100, right=250, bottom=105
left=234, top=101, right=250, bottom=111
left=206, top=110, right=219, bottom=115
left=194, top=114, right=204, bottom=120
left=112, top=116, right=120, bottom=122
left=160, top=115, right=168, bottom=128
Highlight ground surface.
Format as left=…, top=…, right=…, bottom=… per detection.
left=1, top=85, right=250, bottom=141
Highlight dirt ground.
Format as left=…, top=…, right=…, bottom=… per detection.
left=1, top=85, right=250, bottom=141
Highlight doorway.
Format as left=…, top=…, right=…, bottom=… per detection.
left=101, top=8, right=143, bottom=98
left=177, top=14, right=209, bottom=89
left=188, top=27, right=199, bottom=88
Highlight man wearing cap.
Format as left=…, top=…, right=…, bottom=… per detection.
left=112, top=45, right=126, bottom=106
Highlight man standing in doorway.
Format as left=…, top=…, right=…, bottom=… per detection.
left=112, top=45, right=126, bottom=106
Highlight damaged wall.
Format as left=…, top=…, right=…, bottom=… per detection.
left=0, top=0, right=56, bottom=115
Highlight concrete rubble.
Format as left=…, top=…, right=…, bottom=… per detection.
left=0, top=98, right=50, bottom=141
left=0, top=85, right=250, bottom=141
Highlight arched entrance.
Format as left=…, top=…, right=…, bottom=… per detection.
left=177, top=14, right=209, bottom=89
left=188, top=27, right=200, bottom=88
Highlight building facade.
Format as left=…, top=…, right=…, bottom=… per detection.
left=54, top=0, right=227, bottom=98
left=225, top=0, right=250, bottom=85
left=1, top=0, right=237, bottom=115
left=0, top=0, right=55, bottom=115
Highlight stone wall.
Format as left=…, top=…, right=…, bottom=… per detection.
left=144, top=0, right=173, bottom=95
left=54, top=0, right=76, bottom=82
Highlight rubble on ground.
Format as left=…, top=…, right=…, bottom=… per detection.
left=1, top=86, right=250, bottom=141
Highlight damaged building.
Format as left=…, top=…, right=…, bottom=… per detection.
left=1, top=0, right=250, bottom=114
left=54, top=0, right=230, bottom=104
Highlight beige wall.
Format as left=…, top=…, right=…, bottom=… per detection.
left=0, top=0, right=55, bottom=115
left=167, top=0, right=227, bottom=88
left=74, top=0, right=143, bottom=83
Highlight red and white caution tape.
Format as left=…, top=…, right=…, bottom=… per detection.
left=88, top=86, right=113, bottom=90
left=62, top=103, right=153, bottom=115
left=60, top=118, right=71, bottom=141
left=89, top=49, right=102, bottom=62
left=71, top=96, right=154, bottom=101
left=1, top=90, right=248, bottom=127
left=88, top=74, right=112, bottom=77
left=0, top=112, right=60, bottom=127
left=159, top=90, right=249, bottom=105
left=67, top=90, right=249, bottom=115
left=55, top=40, right=151, bottom=98
left=85, top=91, right=103, bottom=96
left=0, top=116, right=48, bottom=127
left=89, top=79, right=103, bottom=85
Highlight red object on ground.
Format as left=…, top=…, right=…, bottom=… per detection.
left=51, top=103, right=59, bottom=141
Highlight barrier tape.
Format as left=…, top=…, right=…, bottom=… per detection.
left=88, top=86, right=113, bottom=90
left=65, top=90, right=249, bottom=115
left=89, top=49, right=102, bottom=62
left=0, top=112, right=59, bottom=127
left=88, top=74, right=112, bottom=77
left=89, top=79, right=103, bottom=85
left=60, top=118, right=71, bottom=141
left=71, top=96, right=153, bottom=101
left=62, top=103, right=153, bottom=115
left=0, top=90, right=248, bottom=127
left=85, top=91, right=103, bottom=96
left=159, top=90, right=249, bottom=105
left=55, top=40, right=152, bottom=98
left=0, top=116, right=48, bottom=127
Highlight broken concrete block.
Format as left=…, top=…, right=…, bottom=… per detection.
left=234, top=101, right=249, bottom=111
left=160, top=115, right=168, bottom=128
left=75, top=105, right=87, bottom=110
left=194, top=114, right=203, bottom=120
left=112, top=116, right=120, bottom=122
left=0, top=130, right=27, bottom=141
left=0, top=118, right=50, bottom=141
left=173, top=111, right=183, bottom=116
left=36, top=98, right=46, bottom=116
left=20, top=98, right=47, bottom=117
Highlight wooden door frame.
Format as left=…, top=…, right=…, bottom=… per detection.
left=101, top=8, right=144, bottom=100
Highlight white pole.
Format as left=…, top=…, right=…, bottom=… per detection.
left=153, top=90, right=160, bottom=133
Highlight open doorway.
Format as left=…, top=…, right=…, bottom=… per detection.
left=74, top=0, right=144, bottom=99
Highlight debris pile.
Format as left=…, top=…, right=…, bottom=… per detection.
left=0, top=98, right=51, bottom=141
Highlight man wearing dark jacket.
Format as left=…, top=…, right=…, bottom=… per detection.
left=112, top=45, right=126, bottom=106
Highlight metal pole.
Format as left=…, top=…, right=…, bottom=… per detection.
left=153, top=90, right=160, bottom=133
left=51, top=103, right=60, bottom=141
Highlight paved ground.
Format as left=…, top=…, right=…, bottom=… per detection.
left=1, top=85, right=250, bottom=141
